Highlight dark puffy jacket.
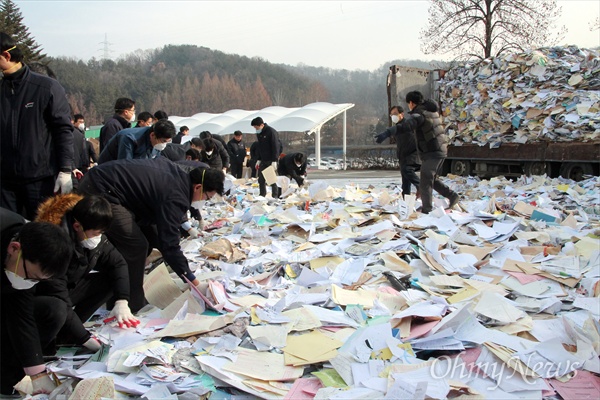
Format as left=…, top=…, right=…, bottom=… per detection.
left=227, top=137, right=247, bottom=166
left=407, top=100, right=447, bottom=159
left=375, top=115, right=421, bottom=166
left=0, top=65, right=74, bottom=183
left=278, top=153, right=307, bottom=185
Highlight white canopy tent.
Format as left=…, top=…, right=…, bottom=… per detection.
left=170, top=102, right=355, bottom=169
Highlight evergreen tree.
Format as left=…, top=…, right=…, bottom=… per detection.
left=0, top=0, right=46, bottom=62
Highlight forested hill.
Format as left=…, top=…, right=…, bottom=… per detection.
left=47, top=44, right=442, bottom=147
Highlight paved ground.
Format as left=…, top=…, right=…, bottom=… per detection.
left=306, top=168, right=401, bottom=186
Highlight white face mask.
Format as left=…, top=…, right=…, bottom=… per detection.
left=295, top=163, right=302, bottom=168
left=81, top=235, right=102, bottom=250
left=205, top=150, right=213, bottom=156
left=154, top=142, right=168, bottom=151
left=77, top=123, right=85, bottom=131
left=5, top=252, right=38, bottom=290
left=391, top=115, right=400, bottom=124
left=191, top=200, right=206, bottom=211
left=130, top=113, right=136, bottom=122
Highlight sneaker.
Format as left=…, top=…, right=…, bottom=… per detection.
left=447, top=193, right=460, bottom=209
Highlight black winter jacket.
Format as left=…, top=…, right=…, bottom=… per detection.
left=80, top=157, right=197, bottom=281
left=227, top=138, right=246, bottom=166
left=99, top=114, right=130, bottom=152
left=0, top=208, right=45, bottom=367
left=406, top=101, right=447, bottom=159
left=375, top=115, right=421, bottom=166
left=278, top=153, right=307, bottom=185
left=0, top=65, right=74, bottom=183
left=256, top=124, right=281, bottom=162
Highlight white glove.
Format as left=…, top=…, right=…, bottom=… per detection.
left=271, top=161, right=277, bottom=169
left=256, top=160, right=261, bottom=168
left=82, top=336, right=102, bottom=351
left=31, top=372, right=56, bottom=395
left=53, top=171, right=73, bottom=194
left=187, top=227, right=200, bottom=238
left=108, top=300, right=140, bottom=328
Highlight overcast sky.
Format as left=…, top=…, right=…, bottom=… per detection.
left=15, top=0, right=600, bottom=70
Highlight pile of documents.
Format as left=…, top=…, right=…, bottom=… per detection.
left=440, top=45, right=600, bottom=146
left=33, top=174, right=600, bottom=399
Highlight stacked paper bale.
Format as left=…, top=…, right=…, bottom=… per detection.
left=440, top=46, right=600, bottom=146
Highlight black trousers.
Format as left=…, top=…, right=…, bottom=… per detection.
left=257, top=163, right=278, bottom=198
left=0, top=176, right=55, bottom=220
left=400, top=163, right=421, bottom=196
left=1, top=296, right=67, bottom=395
left=230, top=162, right=244, bottom=179
left=420, top=157, right=456, bottom=214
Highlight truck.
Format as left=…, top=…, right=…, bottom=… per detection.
left=386, top=53, right=600, bottom=181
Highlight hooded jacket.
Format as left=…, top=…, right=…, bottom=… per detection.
left=406, top=100, right=448, bottom=159
left=34, top=193, right=129, bottom=343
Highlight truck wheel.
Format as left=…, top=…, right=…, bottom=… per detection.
left=560, top=162, right=593, bottom=181
left=524, top=161, right=549, bottom=176
left=450, top=160, right=472, bottom=176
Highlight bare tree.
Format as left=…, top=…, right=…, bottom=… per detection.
left=420, top=0, right=566, bottom=60
left=590, top=17, right=599, bottom=32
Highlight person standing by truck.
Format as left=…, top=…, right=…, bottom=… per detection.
left=404, top=91, right=459, bottom=214
left=375, top=105, right=421, bottom=198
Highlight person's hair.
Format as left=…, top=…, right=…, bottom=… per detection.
left=28, top=62, right=57, bottom=79
left=234, top=130, right=242, bottom=136
left=185, top=148, right=201, bottom=161
left=190, top=137, right=204, bottom=149
left=250, top=117, right=264, bottom=127
left=199, top=131, right=212, bottom=140
left=151, top=119, right=176, bottom=139
left=389, top=105, right=404, bottom=114
left=189, top=167, right=225, bottom=196
left=180, top=126, right=189, bottom=133
left=137, top=111, right=153, bottom=123
left=293, top=153, right=305, bottom=164
left=202, top=138, right=215, bottom=152
left=0, top=32, right=24, bottom=63
left=405, top=91, right=424, bottom=106
left=16, top=222, right=72, bottom=277
left=154, top=110, right=168, bottom=121
left=114, top=98, right=135, bottom=114
left=71, top=195, right=113, bottom=231
left=73, top=113, right=84, bottom=122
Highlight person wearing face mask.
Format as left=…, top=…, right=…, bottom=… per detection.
left=78, top=157, right=225, bottom=311
left=200, top=131, right=230, bottom=172
left=0, top=34, right=75, bottom=220
left=200, top=138, right=227, bottom=170
left=251, top=117, right=282, bottom=198
left=0, top=208, right=72, bottom=397
left=99, top=97, right=135, bottom=152
left=227, top=131, right=247, bottom=179
left=98, top=119, right=176, bottom=164
left=374, top=105, right=421, bottom=199
left=278, top=152, right=308, bottom=188
left=34, top=194, right=137, bottom=349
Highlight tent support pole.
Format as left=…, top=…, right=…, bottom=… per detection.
left=316, top=127, right=321, bottom=169
left=343, top=110, right=347, bottom=170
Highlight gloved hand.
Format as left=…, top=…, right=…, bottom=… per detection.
left=82, top=336, right=102, bottom=351
left=53, top=171, right=73, bottom=194
left=297, top=177, right=304, bottom=186
left=255, top=160, right=261, bottom=170
left=374, top=134, right=384, bottom=144
left=271, top=161, right=277, bottom=169
left=31, top=372, right=56, bottom=395
left=109, top=300, right=140, bottom=328
left=187, top=227, right=200, bottom=238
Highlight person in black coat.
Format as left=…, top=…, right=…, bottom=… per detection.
left=375, top=105, right=421, bottom=198
left=0, top=34, right=74, bottom=219
left=200, top=131, right=230, bottom=170
left=173, top=125, right=189, bottom=144
left=248, top=141, right=259, bottom=178
left=77, top=157, right=225, bottom=311
left=35, top=194, right=137, bottom=347
left=99, top=97, right=135, bottom=152
left=200, top=138, right=228, bottom=171
left=0, top=208, right=72, bottom=396
left=227, top=131, right=247, bottom=178
left=251, top=117, right=281, bottom=198
left=278, top=153, right=307, bottom=187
